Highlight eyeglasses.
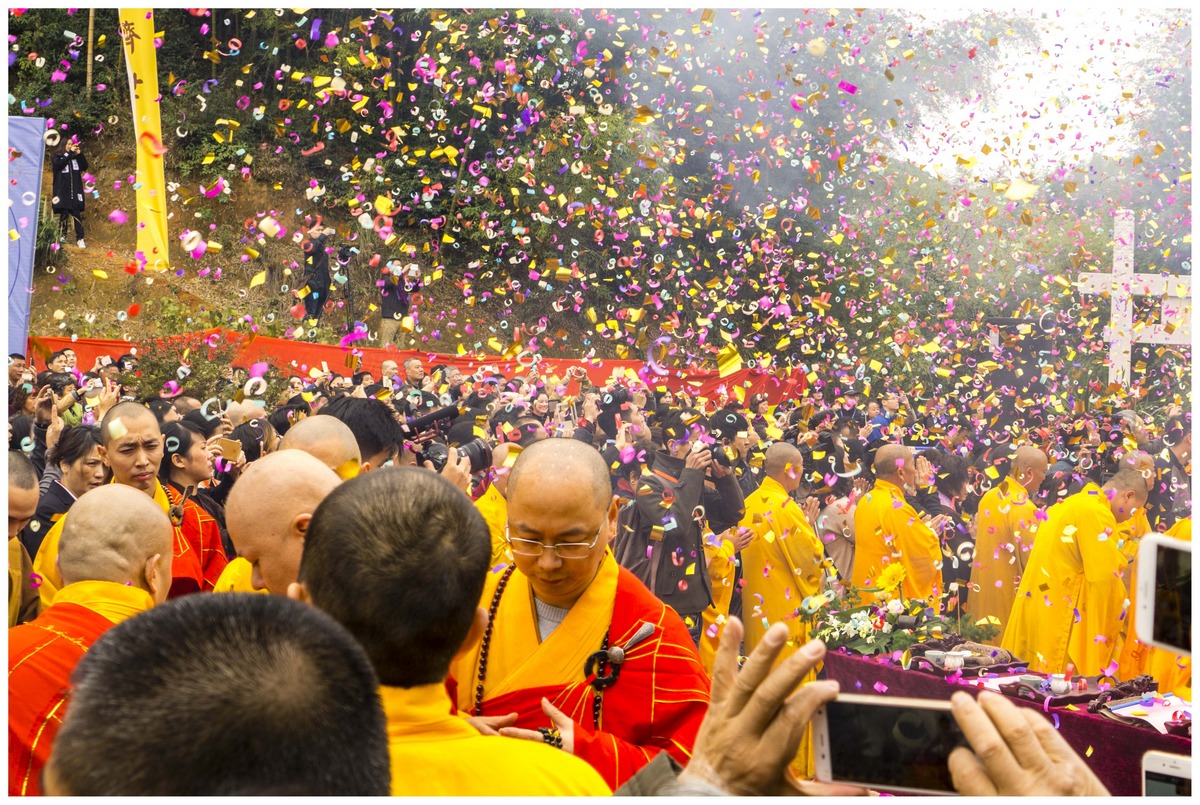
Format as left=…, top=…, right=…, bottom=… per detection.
left=506, top=523, right=604, bottom=560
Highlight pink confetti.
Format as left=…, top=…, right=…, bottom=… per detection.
left=108, top=209, right=128, bottom=225
left=873, top=681, right=888, bottom=694
left=837, top=80, right=858, bottom=94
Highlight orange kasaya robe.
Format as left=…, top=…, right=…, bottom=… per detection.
left=1117, top=518, right=1192, bottom=700
left=450, top=552, right=711, bottom=790
left=1001, top=484, right=1127, bottom=675
left=162, top=484, right=228, bottom=597
left=32, top=480, right=226, bottom=607
left=8, top=581, right=156, bottom=795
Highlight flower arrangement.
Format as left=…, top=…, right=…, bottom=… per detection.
left=808, top=564, right=999, bottom=656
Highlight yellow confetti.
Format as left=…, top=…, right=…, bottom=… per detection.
left=249, top=271, right=267, bottom=288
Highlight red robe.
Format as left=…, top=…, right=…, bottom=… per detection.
left=451, top=554, right=711, bottom=789
left=163, top=485, right=228, bottom=597
left=8, top=581, right=154, bottom=796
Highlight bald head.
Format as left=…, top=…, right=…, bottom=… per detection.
left=226, top=450, right=342, bottom=593
left=99, top=401, right=158, bottom=445
left=1119, top=450, right=1155, bottom=490
left=764, top=442, right=803, bottom=490
left=279, top=415, right=362, bottom=474
left=1011, top=445, right=1049, bottom=494
left=873, top=444, right=913, bottom=481
left=58, top=485, right=173, bottom=596
left=508, top=438, right=609, bottom=510
left=1103, top=468, right=1150, bottom=523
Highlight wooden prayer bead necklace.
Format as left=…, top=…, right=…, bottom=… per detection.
left=472, top=563, right=612, bottom=729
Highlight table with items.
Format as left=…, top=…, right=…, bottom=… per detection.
left=820, top=650, right=1191, bottom=796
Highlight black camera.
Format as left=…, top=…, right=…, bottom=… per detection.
left=711, top=444, right=735, bottom=468
left=598, top=386, right=630, bottom=412
left=416, top=437, right=493, bottom=475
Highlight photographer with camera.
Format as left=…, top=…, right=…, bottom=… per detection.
left=615, top=407, right=746, bottom=643
left=51, top=136, right=88, bottom=249
left=298, top=226, right=334, bottom=323
left=379, top=258, right=421, bottom=348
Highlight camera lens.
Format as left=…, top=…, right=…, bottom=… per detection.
left=457, top=438, right=493, bottom=475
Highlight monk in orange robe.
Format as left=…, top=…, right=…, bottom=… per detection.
left=9, top=486, right=173, bottom=795
left=32, top=403, right=223, bottom=605
left=451, top=439, right=711, bottom=790
left=1117, top=517, right=1192, bottom=699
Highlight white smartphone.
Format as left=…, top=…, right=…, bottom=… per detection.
left=813, top=693, right=964, bottom=796
left=1136, top=534, right=1192, bottom=656
left=1143, top=750, right=1192, bottom=796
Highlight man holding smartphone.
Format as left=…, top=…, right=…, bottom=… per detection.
left=51, top=137, right=88, bottom=249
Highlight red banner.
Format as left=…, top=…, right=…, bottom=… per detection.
left=28, top=330, right=808, bottom=405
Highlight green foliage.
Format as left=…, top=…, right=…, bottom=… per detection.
left=129, top=325, right=285, bottom=405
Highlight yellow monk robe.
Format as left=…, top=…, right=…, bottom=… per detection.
left=1117, top=518, right=1191, bottom=700
left=967, top=476, right=1040, bottom=626
left=9, top=580, right=155, bottom=795
left=739, top=475, right=826, bottom=778
left=852, top=479, right=942, bottom=603
left=212, top=557, right=267, bottom=594
left=33, top=480, right=205, bottom=608
left=698, top=532, right=738, bottom=674
left=450, top=552, right=710, bottom=790
left=8, top=538, right=40, bottom=627
left=473, top=483, right=509, bottom=567
left=1001, top=484, right=1128, bottom=675
left=380, top=683, right=611, bottom=795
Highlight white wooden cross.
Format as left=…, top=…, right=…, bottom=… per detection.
left=1075, top=209, right=1192, bottom=388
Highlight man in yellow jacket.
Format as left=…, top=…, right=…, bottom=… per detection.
left=738, top=441, right=827, bottom=778
left=292, top=464, right=610, bottom=795
left=852, top=444, right=948, bottom=603
left=967, top=446, right=1046, bottom=625
left=1001, top=469, right=1148, bottom=675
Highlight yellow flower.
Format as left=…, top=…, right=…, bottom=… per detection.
left=876, top=563, right=907, bottom=593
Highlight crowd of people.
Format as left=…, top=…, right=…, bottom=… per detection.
left=6, top=344, right=1191, bottom=795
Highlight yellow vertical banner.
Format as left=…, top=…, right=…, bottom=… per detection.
left=118, top=9, right=169, bottom=271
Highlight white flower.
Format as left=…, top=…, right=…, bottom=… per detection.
left=882, top=622, right=893, bottom=634
left=886, top=598, right=904, bottom=615
left=865, top=634, right=876, bottom=645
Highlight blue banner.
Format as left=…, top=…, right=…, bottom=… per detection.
left=8, top=116, right=46, bottom=355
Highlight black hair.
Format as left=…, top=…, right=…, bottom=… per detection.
left=300, top=468, right=490, bottom=687
left=48, top=594, right=390, bottom=795
left=319, top=396, right=402, bottom=463
left=931, top=451, right=970, bottom=499
left=145, top=398, right=175, bottom=423
left=159, top=421, right=205, bottom=485
left=352, top=371, right=372, bottom=387
left=180, top=408, right=221, bottom=440
left=9, top=353, right=26, bottom=361
left=9, top=449, right=38, bottom=490
left=1164, top=412, right=1191, bottom=447
left=659, top=407, right=705, bottom=447
left=709, top=409, right=748, bottom=444
left=267, top=396, right=312, bottom=437
left=230, top=418, right=272, bottom=464
left=48, top=425, right=102, bottom=469
left=47, top=372, right=77, bottom=396
left=9, top=415, right=33, bottom=453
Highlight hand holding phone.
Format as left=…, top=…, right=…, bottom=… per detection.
left=1136, top=534, right=1192, bottom=656
left=676, top=618, right=857, bottom=796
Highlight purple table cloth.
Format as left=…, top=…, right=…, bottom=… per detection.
left=821, top=650, right=1191, bottom=796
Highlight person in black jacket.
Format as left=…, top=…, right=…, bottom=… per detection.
left=379, top=258, right=421, bottom=347
left=51, top=138, right=88, bottom=248
left=25, top=426, right=107, bottom=560
left=626, top=407, right=746, bottom=642
left=299, top=228, right=333, bottom=322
